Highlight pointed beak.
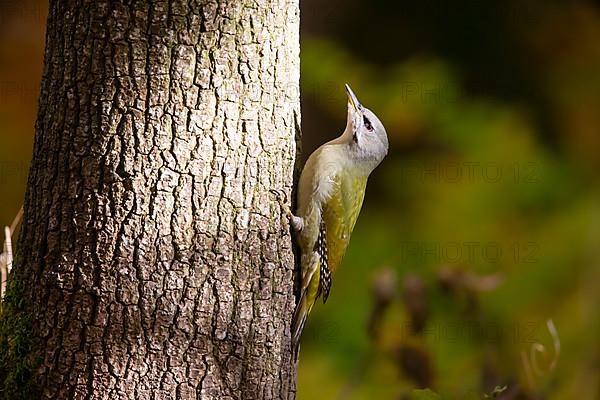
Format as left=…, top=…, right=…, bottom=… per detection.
left=345, top=83, right=362, bottom=112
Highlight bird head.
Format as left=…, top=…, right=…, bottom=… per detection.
left=344, top=84, right=389, bottom=167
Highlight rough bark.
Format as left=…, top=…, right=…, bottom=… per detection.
left=0, top=0, right=300, bottom=399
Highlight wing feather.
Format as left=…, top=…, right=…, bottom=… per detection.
left=319, top=173, right=368, bottom=301
left=316, top=220, right=332, bottom=302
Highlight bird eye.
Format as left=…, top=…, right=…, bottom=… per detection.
left=363, top=115, right=373, bottom=131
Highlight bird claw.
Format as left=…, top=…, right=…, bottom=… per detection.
left=270, top=189, right=288, bottom=204
left=270, top=189, right=303, bottom=232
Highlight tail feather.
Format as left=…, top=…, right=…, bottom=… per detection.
left=291, top=264, right=320, bottom=359
left=291, top=290, right=309, bottom=358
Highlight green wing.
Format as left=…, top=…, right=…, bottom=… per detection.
left=319, top=174, right=368, bottom=302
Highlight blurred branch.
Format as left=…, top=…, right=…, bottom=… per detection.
left=368, top=267, right=397, bottom=339
left=1, top=205, right=23, bottom=300
left=396, top=343, right=434, bottom=390
left=402, top=273, right=429, bottom=335
left=438, top=265, right=503, bottom=294
left=338, top=268, right=397, bottom=400
left=10, top=206, right=24, bottom=237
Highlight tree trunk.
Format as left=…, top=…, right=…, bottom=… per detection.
left=0, top=1, right=300, bottom=399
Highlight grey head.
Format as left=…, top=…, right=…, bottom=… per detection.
left=342, top=84, right=389, bottom=169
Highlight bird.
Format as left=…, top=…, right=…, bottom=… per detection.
left=274, top=84, right=389, bottom=356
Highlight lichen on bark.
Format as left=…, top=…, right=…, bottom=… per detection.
left=0, top=258, right=35, bottom=400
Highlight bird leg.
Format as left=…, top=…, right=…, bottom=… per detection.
left=270, top=189, right=304, bottom=232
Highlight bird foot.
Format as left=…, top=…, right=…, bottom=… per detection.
left=270, top=189, right=304, bottom=232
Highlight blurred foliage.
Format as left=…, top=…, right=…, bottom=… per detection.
left=297, top=1, right=600, bottom=399
left=0, top=0, right=599, bottom=399
left=0, top=0, right=46, bottom=223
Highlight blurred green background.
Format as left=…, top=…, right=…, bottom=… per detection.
left=1, top=1, right=599, bottom=399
